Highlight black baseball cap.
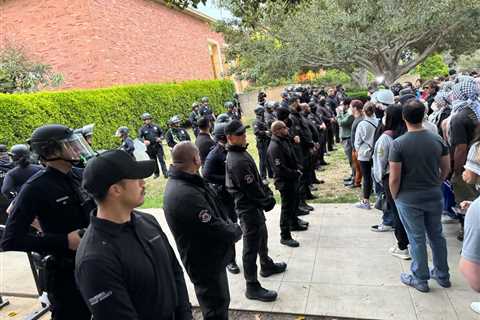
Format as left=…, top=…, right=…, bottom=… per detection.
left=82, top=150, right=155, bottom=196
left=224, top=120, right=250, bottom=136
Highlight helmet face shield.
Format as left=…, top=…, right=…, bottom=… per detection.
left=59, top=133, right=96, bottom=162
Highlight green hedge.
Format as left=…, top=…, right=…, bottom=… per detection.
left=346, top=90, right=369, bottom=102
left=0, top=80, right=235, bottom=149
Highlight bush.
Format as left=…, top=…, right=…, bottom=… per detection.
left=300, top=69, right=352, bottom=88
left=416, top=54, right=449, bottom=80
left=0, top=80, right=235, bottom=149
left=346, top=90, right=369, bottom=102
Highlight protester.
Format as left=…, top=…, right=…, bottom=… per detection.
left=459, top=142, right=480, bottom=314
left=354, top=102, right=379, bottom=209
left=389, top=100, right=451, bottom=293
left=349, top=100, right=364, bottom=189
left=337, top=97, right=354, bottom=184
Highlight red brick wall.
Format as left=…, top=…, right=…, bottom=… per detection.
left=0, top=0, right=225, bottom=89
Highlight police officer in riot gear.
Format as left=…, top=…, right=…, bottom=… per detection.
left=1, top=124, right=96, bottom=320
left=225, top=120, right=286, bottom=302
left=225, top=101, right=240, bottom=121
left=233, top=93, right=243, bottom=119
left=164, top=142, right=242, bottom=320
left=203, top=121, right=241, bottom=274
left=253, top=106, right=273, bottom=182
left=189, top=102, right=201, bottom=137
left=115, top=126, right=135, bottom=157
left=138, top=112, right=168, bottom=178
left=74, top=124, right=95, bottom=146
left=1, top=144, right=43, bottom=201
left=166, top=115, right=191, bottom=149
left=199, top=97, right=216, bottom=127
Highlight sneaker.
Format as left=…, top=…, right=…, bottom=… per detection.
left=260, top=262, right=287, bottom=278
left=226, top=262, right=240, bottom=274
left=430, top=269, right=451, bottom=288
left=348, top=184, right=361, bottom=189
left=344, top=176, right=353, bottom=182
left=400, top=273, right=429, bottom=292
left=441, top=215, right=458, bottom=224
left=389, top=246, right=411, bottom=260
left=371, top=224, right=394, bottom=232
left=470, top=302, right=480, bottom=314
left=280, top=238, right=300, bottom=247
left=355, top=201, right=371, bottom=210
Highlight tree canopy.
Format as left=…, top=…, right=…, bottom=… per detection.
left=216, top=0, right=480, bottom=85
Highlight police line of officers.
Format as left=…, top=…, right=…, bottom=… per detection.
left=0, top=88, right=329, bottom=320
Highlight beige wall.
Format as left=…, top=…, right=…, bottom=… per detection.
left=238, top=86, right=286, bottom=117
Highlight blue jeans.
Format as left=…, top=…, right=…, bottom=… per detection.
left=395, top=195, right=449, bottom=283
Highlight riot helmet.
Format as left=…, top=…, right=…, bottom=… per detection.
left=28, top=124, right=95, bottom=163
left=9, top=144, right=30, bottom=163
left=141, top=112, right=152, bottom=121
left=115, top=126, right=129, bottom=137
left=216, top=113, right=231, bottom=123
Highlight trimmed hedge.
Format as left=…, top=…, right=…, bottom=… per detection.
left=346, top=90, right=369, bottom=102
left=0, top=80, right=235, bottom=149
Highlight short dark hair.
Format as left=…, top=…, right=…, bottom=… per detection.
left=343, top=97, right=352, bottom=106
left=197, top=117, right=210, bottom=130
left=351, top=99, right=364, bottom=111
left=287, top=96, right=299, bottom=107
left=402, top=100, right=425, bottom=124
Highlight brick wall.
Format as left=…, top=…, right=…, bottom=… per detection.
left=0, top=0, right=225, bottom=89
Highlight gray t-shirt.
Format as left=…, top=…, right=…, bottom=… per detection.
left=389, top=129, right=449, bottom=202
left=462, top=197, right=480, bottom=264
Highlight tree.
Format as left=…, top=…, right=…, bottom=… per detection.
left=457, top=49, right=480, bottom=72
left=416, top=54, right=449, bottom=80
left=217, top=0, right=480, bottom=85
left=0, top=45, right=63, bottom=94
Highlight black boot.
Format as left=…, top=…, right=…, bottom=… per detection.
left=297, top=209, right=310, bottom=216
left=280, top=238, right=300, bottom=247
left=245, top=283, right=278, bottom=302
left=260, top=262, right=287, bottom=277
left=299, top=201, right=314, bottom=211
left=290, top=224, right=308, bottom=231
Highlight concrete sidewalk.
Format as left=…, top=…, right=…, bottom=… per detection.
left=1, top=204, right=479, bottom=319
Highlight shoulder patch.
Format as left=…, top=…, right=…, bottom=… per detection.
left=198, top=209, right=212, bottom=223
left=244, top=174, right=254, bottom=184
left=274, top=158, right=281, bottom=166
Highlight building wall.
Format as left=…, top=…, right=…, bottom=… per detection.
left=0, top=0, right=225, bottom=89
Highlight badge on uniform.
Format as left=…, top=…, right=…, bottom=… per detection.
left=274, top=158, right=281, bottom=166
left=244, top=174, right=254, bottom=184
left=198, top=209, right=212, bottom=223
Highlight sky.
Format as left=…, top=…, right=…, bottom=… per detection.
left=195, top=1, right=233, bottom=20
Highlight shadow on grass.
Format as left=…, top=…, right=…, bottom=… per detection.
left=141, top=119, right=359, bottom=209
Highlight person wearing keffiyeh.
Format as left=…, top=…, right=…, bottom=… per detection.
left=450, top=77, right=480, bottom=120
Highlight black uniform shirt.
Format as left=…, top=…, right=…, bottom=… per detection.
left=267, top=135, right=301, bottom=189
left=138, top=124, right=164, bottom=150
left=75, top=211, right=192, bottom=320
left=253, top=116, right=270, bottom=141
left=120, top=137, right=135, bottom=157
left=195, top=132, right=215, bottom=164
left=225, top=144, right=275, bottom=221
left=202, top=144, right=227, bottom=185
left=166, top=128, right=191, bottom=148
left=1, top=167, right=93, bottom=257
left=163, top=168, right=241, bottom=281
left=1, top=164, right=43, bottom=199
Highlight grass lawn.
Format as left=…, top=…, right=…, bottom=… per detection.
left=142, top=118, right=360, bottom=208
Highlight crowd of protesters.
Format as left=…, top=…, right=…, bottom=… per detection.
left=331, top=70, right=480, bottom=310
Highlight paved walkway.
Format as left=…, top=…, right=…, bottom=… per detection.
left=1, top=204, right=479, bottom=319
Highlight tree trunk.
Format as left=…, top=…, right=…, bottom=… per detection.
left=351, top=68, right=368, bottom=88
